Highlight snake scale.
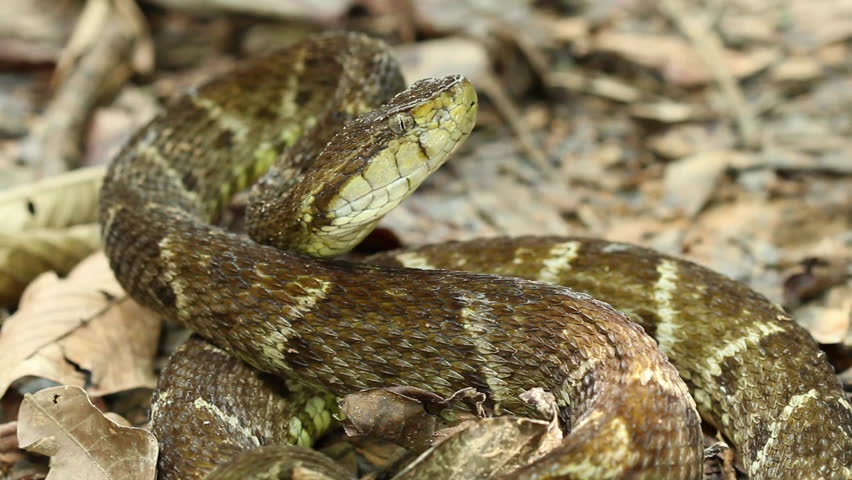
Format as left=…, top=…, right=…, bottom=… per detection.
left=98, top=32, right=852, bottom=479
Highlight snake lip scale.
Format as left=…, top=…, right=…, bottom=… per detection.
left=99, top=32, right=852, bottom=479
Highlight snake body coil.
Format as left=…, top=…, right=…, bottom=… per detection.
left=99, top=33, right=852, bottom=479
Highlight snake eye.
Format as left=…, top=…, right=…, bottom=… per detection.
left=388, top=112, right=414, bottom=134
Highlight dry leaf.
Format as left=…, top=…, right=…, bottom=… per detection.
left=341, top=386, right=486, bottom=453
left=0, top=420, right=21, bottom=464
left=0, top=252, right=160, bottom=398
left=393, top=415, right=552, bottom=480
left=661, top=151, right=737, bottom=218
left=517, top=388, right=563, bottom=455
left=647, top=125, right=737, bottom=160
left=786, top=0, right=852, bottom=51
left=393, top=37, right=490, bottom=86
left=17, top=385, right=157, bottom=480
left=797, top=303, right=852, bottom=345
left=770, top=56, right=823, bottom=84
left=205, top=446, right=354, bottom=480
left=592, top=32, right=776, bottom=86
left=792, top=278, right=852, bottom=345
left=719, top=14, right=777, bottom=45
left=410, top=0, right=538, bottom=39
left=0, top=0, right=81, bottom=64
left=629, top=101, right=701, bottom=123
left=0, top=223, right=101, bottom=306
left=146, top=0, right=351, bottom=21
left=782, top=257, right=849, bottom=308
left=341, top=387, right=441, bottom=452
left=0, top=166, right=105, bottom=233
left=548, top=70, right=640, bottom=103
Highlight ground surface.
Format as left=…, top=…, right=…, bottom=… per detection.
left=0, top=1, right=849, bottom=479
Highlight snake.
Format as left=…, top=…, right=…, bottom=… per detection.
left=97, top=32, right=852, bottom=479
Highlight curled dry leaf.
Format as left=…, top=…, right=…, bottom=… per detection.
left=341, top=385, right=490, bottom=454
left=0, top=252, right=160, bottom=398
left=0, top=166, right=104, bottom=304
left=517, top=388, right=563, bottom=455
left=17, top=385, right=157, bottom=480
left=393, top=415, right=553, bottom=480
left=782, top=257, right=849, bottom=308
left=0, top=166, right=105, bottom=233
left=340, top=387, right=440, bottom=452
left=0, top=223, right=101, bottom=306
left=518, top=388, right=558, bottom=421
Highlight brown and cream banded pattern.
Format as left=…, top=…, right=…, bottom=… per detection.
left=372, top=238, right=852, bottom=479
left=98, top=32, right=851, bottom=479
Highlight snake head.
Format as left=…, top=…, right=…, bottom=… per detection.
left=290, top=75, right=478, bottom=257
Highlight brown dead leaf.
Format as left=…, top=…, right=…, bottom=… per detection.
left=0, top=166, right=104, bottom=233
left=341, top=387, right=440, bottom=452
left=411, top=0, right=537, bottom=38
left=0, top=252, right=160, bottom=398
left=592, top=32, right=776, bottom=86
left=770, top=56, right=823, bottom=84
left=393, top=37, right=490, bottom=86
left=796, top=302, right=852, bottom=345
left=547, top=70, right=640, bottom=103
left=393, top=415, right=553, bottom=480
left=719, top=13, right=777, bottom=45
left=0, top=157, right=105, bottom=306
left=341, top=386, right=485, bottom=453
left=0, top=223, right=101, bottom=306
left=782, top=257, right=849, bottom=309
left=0, top=420, right=21, bottom=463
left=629, top=101, right=703, bottom=123
left=792, top=277, right=852, bottom=345
left=647, top=125, right=737, bottom=160
left=661, top=151, right=744, bottom=218
left=206, top=446, right=354, bottom=480
left=0, top=0, right=81, bottom=64
left=17, top=385, right=157, bottom=480
left=786, top=0, right=852, bottom=51
left=146, top=0, right=351, bottom=21
left=86, top=89, right=161, bottom=168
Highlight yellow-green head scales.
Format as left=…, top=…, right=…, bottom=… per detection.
left=251, top=75, right=477, bottom=257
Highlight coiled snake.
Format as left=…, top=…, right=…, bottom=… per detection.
left=99, top=32, right=852, bottom=479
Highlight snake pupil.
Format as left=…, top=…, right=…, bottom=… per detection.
left=388, top=112, right=414, bottom=134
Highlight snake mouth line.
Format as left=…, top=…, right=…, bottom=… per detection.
left=308, top=75, right=477, bottom=253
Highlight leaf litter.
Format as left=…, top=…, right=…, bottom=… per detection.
left=0, top=0, right=849, bottom=478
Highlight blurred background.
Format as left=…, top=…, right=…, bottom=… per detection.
left=0, top=0, right=849, bottom=476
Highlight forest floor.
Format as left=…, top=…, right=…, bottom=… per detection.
left=0, top=1, right=849, bottom=479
